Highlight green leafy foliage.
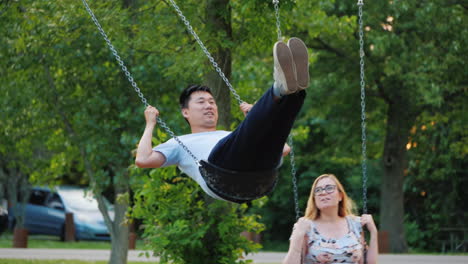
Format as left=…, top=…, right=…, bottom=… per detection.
left=252, top=0, right=467, bottom=252
left=404, top=91, right=468, bottom=251
left=131, top=163, right=264, bottom=263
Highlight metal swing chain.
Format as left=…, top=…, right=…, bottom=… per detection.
left=81, top=0, right=201, bottom=165
left=358, top=1, right=369, bottom=263
left=357, top=0, right=368, bottom=216
left=273, top=0, right=282, bottom=41
left=167, top=0, right=244, bottom=106
left=273, top=0, right=301, bottom=219
left=288, top=135, right=301, bottom=220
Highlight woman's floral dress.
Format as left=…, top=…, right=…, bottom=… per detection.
left=304, top=216, right=363, bottom=264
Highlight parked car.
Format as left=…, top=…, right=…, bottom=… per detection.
left=9, top=186, right=113, bottom=241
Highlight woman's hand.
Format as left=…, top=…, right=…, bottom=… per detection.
left=361, top=214, right=377, bottom=234
left=293, top=217, right=310, bottom=237
left=287, top=217, right=310, bottom=255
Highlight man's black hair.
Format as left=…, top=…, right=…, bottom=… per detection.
left=179, top=84, right=213, bottom=109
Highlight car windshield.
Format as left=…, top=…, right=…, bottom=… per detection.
left=59, top=189, right=111, bottom=211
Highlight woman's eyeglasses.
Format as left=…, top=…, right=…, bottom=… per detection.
left=314, top=184, right=337, bottom=195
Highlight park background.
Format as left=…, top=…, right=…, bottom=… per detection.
left=1, top=0, right=467, bottom=263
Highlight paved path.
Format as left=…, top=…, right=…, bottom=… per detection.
left=0, top=248, right=467, bottom=263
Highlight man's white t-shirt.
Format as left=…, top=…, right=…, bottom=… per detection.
left=153, top=130, right=231, bottom=200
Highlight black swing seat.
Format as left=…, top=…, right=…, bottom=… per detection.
left=199, top=160, right=278, bottom=204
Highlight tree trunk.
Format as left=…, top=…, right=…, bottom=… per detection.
left=13, top=227, right=28, bottom=248
left=5, top=168, right=30, bottom=247
left=109, top=188, right=130, bottom=264
left=380, top=101, right=415, bottom=253
left=204, top=0, right=233, bottom=129
left=83, top=157, right=130, bottom=264
left=6, top=170, right=21, bottom=228
left=0, top=169, right=5, bottom=201
left=104, top=1, right=138, bottom=263
left=7, top=168, right=29, bottom=230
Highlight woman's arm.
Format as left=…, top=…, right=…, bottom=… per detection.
left=282, top=217, right=309, bottom=264
left=359, top=214, right=378, bottom=264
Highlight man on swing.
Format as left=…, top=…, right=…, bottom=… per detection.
left=136, top=38, right=309, bottom=202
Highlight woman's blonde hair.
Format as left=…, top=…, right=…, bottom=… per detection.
left=304, top=174, right=356, bottom=220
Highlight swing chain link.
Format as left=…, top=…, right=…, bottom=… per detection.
left=357, top=2, right=368, bottom=263
left=288, top=135, right=301, bottom=220
left=81, top=0, right=201, bottom=165
left=274, top=0, right=301, bottom=220
left=357, top=0, right=368, bottom=216
left=167, top=0, right=244, bottom=106
left=273, top=0, right=282, bottom=41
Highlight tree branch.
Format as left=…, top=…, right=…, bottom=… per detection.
left=135, top=3, right=160, bottom=14
left=43, top=61, right=76, bottom=138
left=309, top=37, right=348, bottom=58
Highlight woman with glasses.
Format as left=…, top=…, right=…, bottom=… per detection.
left=282, top=174, right=378, bottom=264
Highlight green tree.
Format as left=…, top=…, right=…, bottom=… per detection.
left=259, top=0, right=467, bottom=253
left=1, top=0, right=144, bottom=261
left=404, top=90, right=468, bottom=251
left=0, top=6, right=56, bottom=230
left=357, top=1, right=465, bottom=252
left=2, top=0, right=274, bottom=261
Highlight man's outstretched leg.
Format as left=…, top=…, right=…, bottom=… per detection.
left=208, top=38, right=309, bottom=171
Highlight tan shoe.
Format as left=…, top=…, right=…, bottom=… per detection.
left=273, top=41, right=297, bottom=95
left=287, top=37, right=309, bottom=90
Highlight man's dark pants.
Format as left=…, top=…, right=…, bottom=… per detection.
left=208, top=85, right=306, bottom=172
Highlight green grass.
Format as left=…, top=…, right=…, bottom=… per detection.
left=0, top=232, right=144, bottom=250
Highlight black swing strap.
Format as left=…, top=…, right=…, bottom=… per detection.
left=199, top=160, right=278, bottom=204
